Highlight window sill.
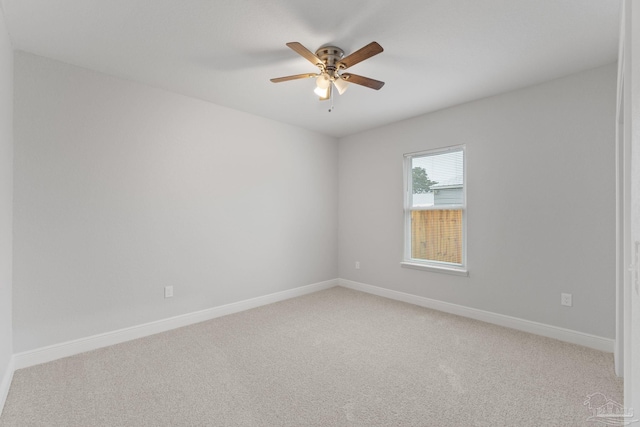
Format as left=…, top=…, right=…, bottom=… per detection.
left=400, top=261, right=469, bottom=277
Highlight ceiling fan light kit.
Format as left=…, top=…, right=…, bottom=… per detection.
left=271, top=41, right=384, bottom=110
left=313, top=72, right=331, bottom=98
left=333, top=76, right=349, bottom=95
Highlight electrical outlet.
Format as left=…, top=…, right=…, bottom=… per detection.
left=355, top=261, right=360, bottom=270
left=164, top=286, right=174, bottom=298
left=561, top=293, right=572, bottom=307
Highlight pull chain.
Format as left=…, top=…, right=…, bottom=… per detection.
left=328, top=87, right=334, bottom=112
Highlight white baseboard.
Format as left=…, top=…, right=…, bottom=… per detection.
left=0, top=356, right=15, bottom=417
left=13, top=279, right=338, bottom=370
left=10, top=277, right=613, bottom=373
left=339, top=278, right=614, bottom=353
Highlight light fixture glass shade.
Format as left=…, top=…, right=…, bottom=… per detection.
left=313, top=87, right=329, bottom=98
left=314, top=73, right=331, bottom=97
left=333, top=77, right=349, bottom=95
left=314, top=85, right=329, bottom=98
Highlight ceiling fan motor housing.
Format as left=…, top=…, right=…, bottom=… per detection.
left=315, top=46, right=345, bottom=79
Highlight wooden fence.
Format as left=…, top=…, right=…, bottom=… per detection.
left=411, top=209, right=462, bottom=264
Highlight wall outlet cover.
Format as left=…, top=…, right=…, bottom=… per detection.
left=164, top=286, right=174, bottom=298
left=561, top=293, right=572, bottom=307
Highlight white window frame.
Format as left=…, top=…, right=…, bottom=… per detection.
left=401, top=145, right=468, bottom=276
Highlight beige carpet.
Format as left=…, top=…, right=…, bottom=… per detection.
left=0, top=286, right=622, bottom=426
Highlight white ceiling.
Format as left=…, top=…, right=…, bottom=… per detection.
left=1, top=0, right=621, bottom=138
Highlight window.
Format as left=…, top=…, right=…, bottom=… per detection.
left=402, top=146, right=467, bottom=275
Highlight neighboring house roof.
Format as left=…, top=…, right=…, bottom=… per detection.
left=431, top=175, right=463, bottom=190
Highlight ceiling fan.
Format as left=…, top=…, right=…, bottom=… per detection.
left=270, top=41, right=385, bottom=104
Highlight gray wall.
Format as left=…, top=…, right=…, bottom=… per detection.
left=0, top=4, right=13, bottom=391
left=338, top=64, right=617, bottom=339
left=10, top=52, right=618, bottom=353
left=13, top=52, right=338, bottom=352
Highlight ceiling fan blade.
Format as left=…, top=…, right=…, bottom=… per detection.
left=341, top=73, right=385, bottom=90
left=338, top=42, right=383, bottom=69
left=270, top=73, right=317, bottom=83
left=286, top=42, right=323, bottom=67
